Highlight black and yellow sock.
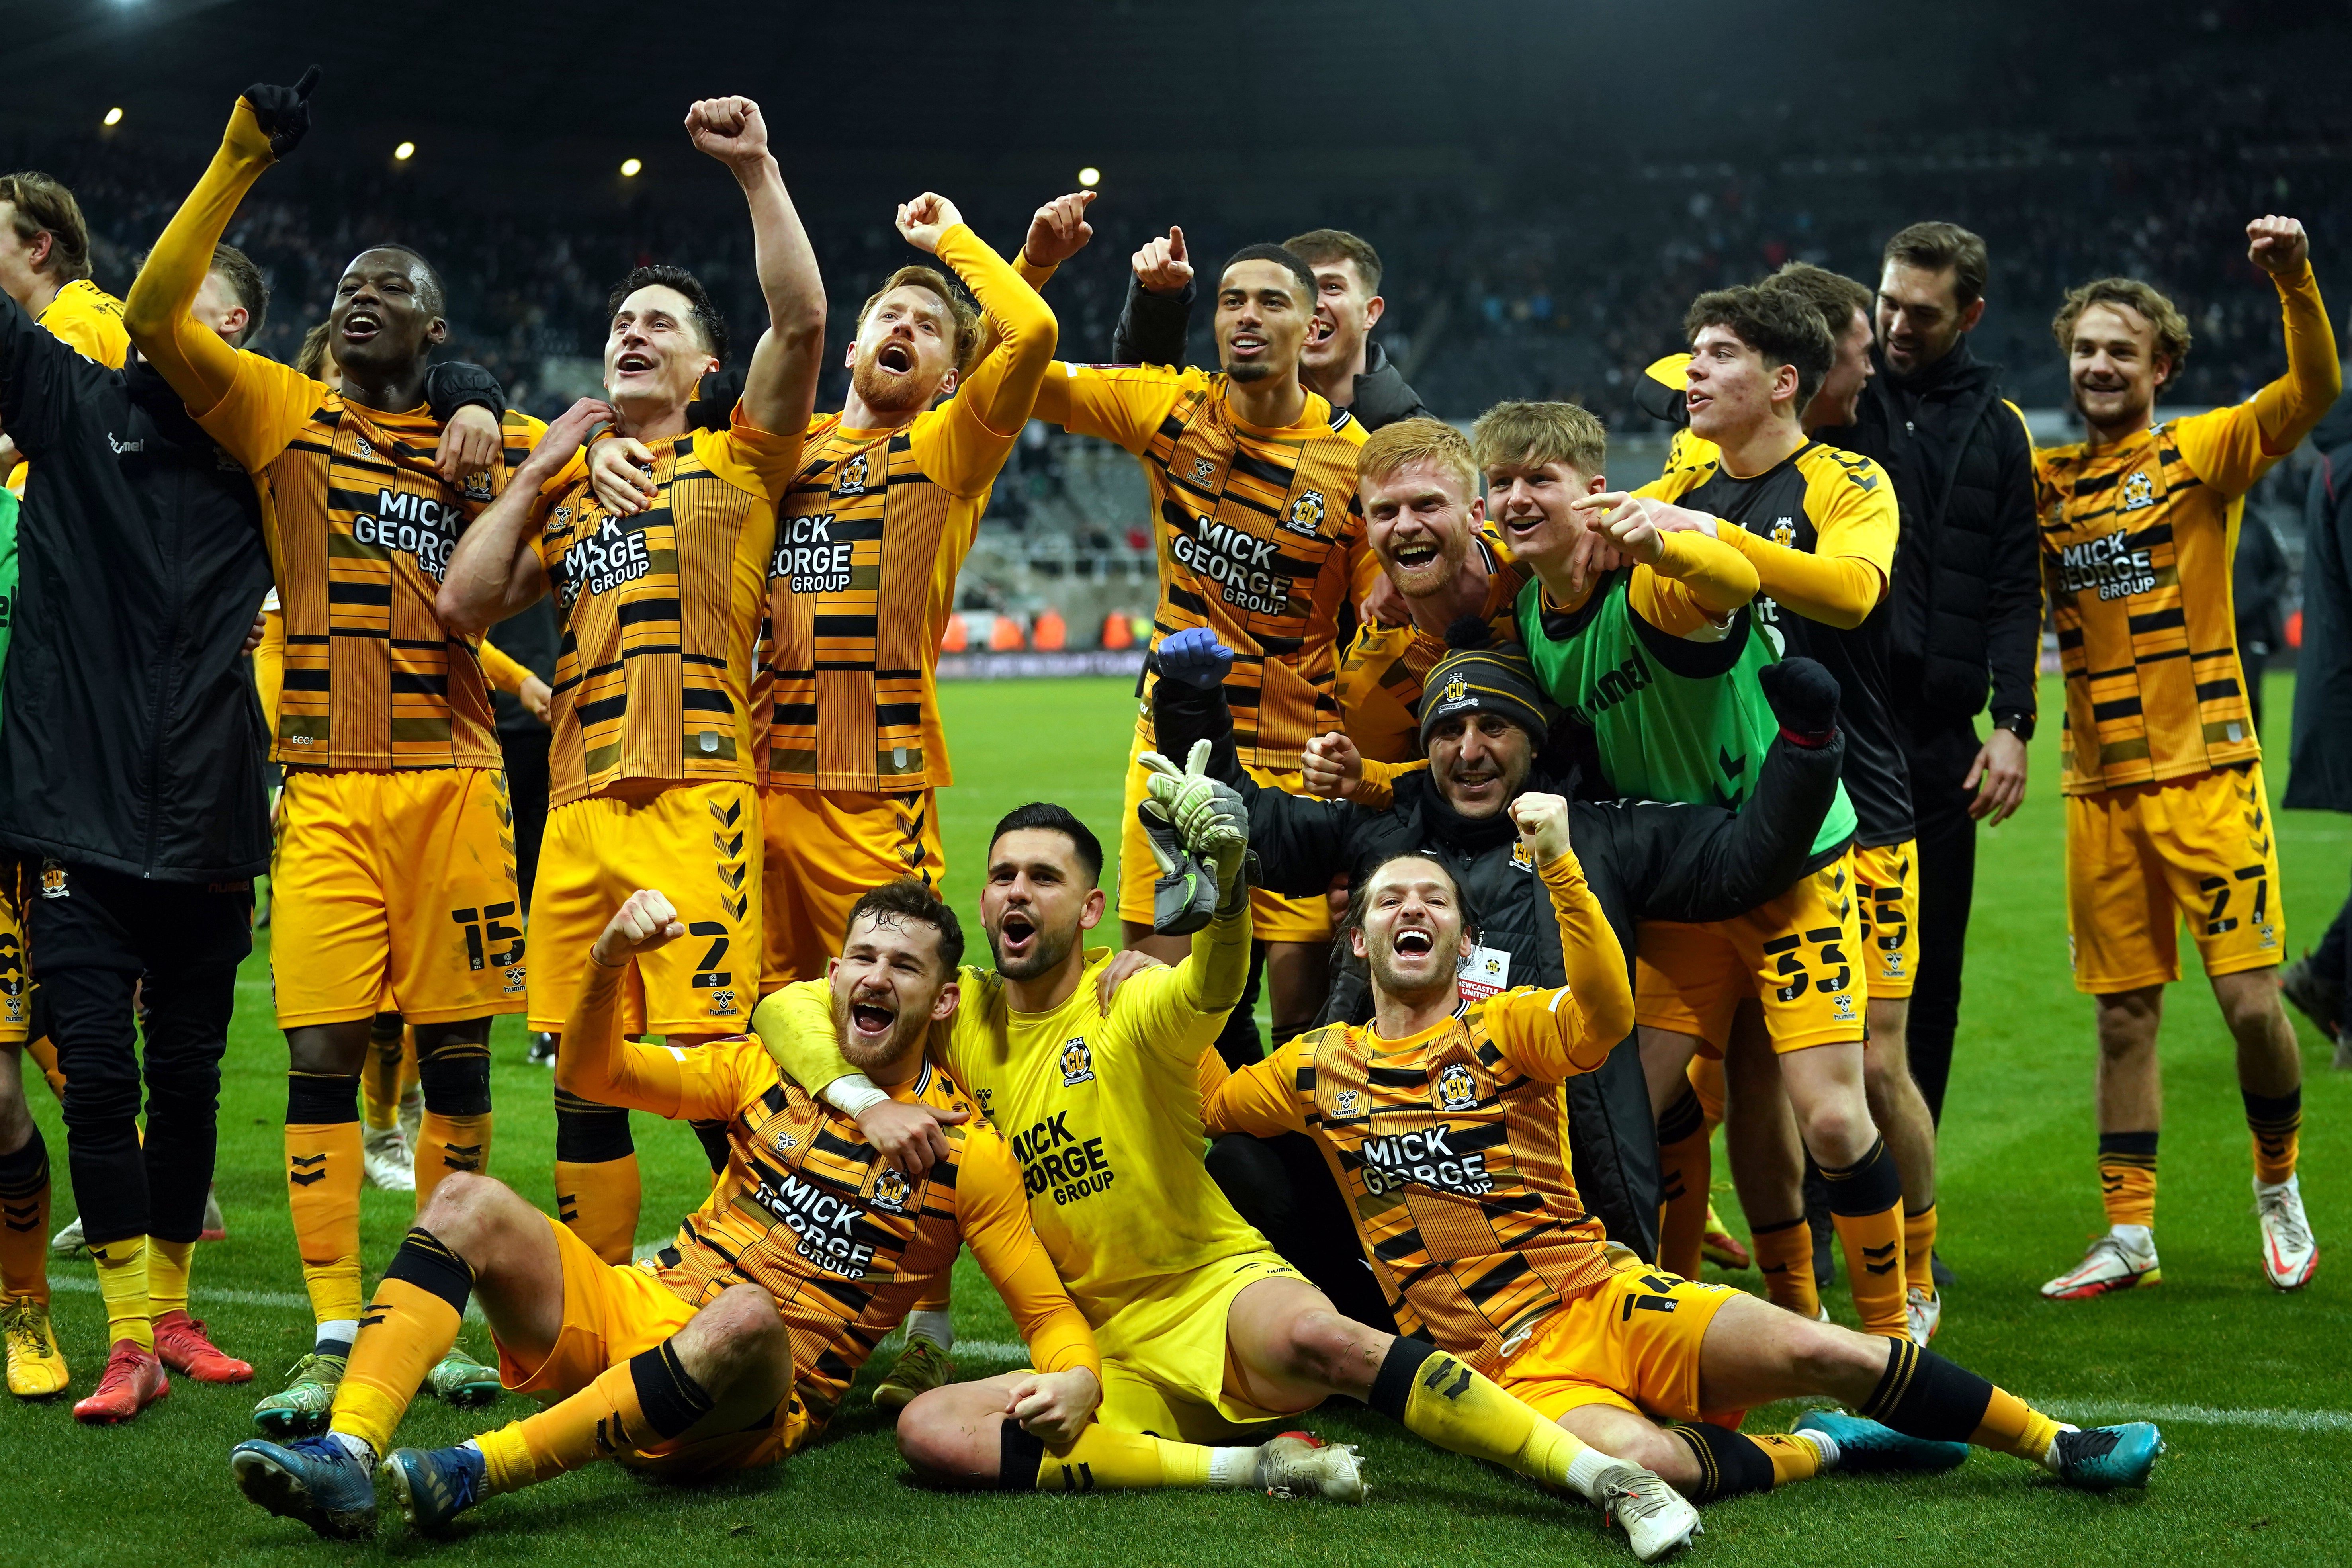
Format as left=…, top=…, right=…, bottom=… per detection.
left=332, top=1227, right=473, bottom=1456
left=1750, top=1215, right=1820, bottom=1318
left=1670, top=1422, right=1822, bottom=1499
left=2097, top=1131, right=2158, bottom=1229
left=0, top=1131, right=51, bottom=1302
left=477, top=1337, right=712, bottom=1492
left=1656, top=1086, right=1710, bottom=1283
left=553, top=1091, right=639, bottom=1266
left=2244, top=1088, right=2301, bottom=1186
left=1000, top=1419, right=1238, bottom=1491
left=1858, top=1338, right=2062, bottom=1465
left=414, top=1034, right=493, bottom=1214
left=1821, top=1138, right=1906, bottom=1337
left=287, top=1071, right=364, bottom=1351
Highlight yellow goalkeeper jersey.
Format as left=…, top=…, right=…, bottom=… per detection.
left=753, top=938, right=1266, bottom=1330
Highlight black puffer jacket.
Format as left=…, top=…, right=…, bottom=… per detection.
left=0, top=296, right=272, bottom=880
left=1152, top=677, right=1846, bottom=1260
left=1837, top=338, right=2041, bottom=731
left=1110, top=275, right=1431, bottom=429
left=2288, top=411, right=2352, bottom=813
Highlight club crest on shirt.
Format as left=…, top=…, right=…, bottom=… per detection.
left=1770, top=516, right=1797, bottom=548
left=37, top=860, right=67, bottom=899
left=1434, top=1061, right=1480, bottom=1114
left=835, top=453, right=870, bottom=496
left=2119, top=469, right=2156, bottom=511
left=1284, top=490, right=1327, bottom=538
left=1334, top=1089, right=1361, bottom=1117
left=1510, top=838, right=1536, bottom=873
left=870, top=1166, right=912, bottom=1213
left=1060, top=1037, right=1095, bottom=1087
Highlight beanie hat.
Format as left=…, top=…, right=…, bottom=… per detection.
left=1418, top=616, right=1555, bottom=751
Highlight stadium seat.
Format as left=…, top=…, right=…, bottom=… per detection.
left=1032, top=608, right=1067, bottom=651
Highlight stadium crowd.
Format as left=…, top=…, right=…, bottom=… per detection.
left=0, top=50, right=2343, bottom=1562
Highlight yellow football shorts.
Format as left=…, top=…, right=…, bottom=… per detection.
left=760, top=784, right=945, bottom=993
left=2065, top=761, right=2285, bottom=994
left=1119, top=710, right=1332, bottom=942
left=0, top=861, right=26, bottom=1045
left=498, top=1214, right=809, bottom=1471
left=528, top=779, right=761, bottom=1037
left=1634, top=851, right=1867, bottom=1056
left=1851, top=839, right=1918, bottom=1002
left=1087, top=1249, right=1309, bottom=1445
left=1499, top=1248, right=1748, bottom=1429
left=270, top=768, right=525, bottom=1029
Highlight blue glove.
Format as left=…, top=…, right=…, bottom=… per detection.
left=1157, top=626, right=1232, bottom=690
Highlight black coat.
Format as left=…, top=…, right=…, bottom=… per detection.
left=2289, top=425, right=2352, bottom=812
left=0, top=294, right=272, bottom=880
left=1109, top=275, right=1431, bottom=429
left=1837, top=338, right=2042, bottom=732
left=1153, top=678, right=1846, bottom=1259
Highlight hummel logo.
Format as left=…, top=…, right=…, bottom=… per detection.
left=289, top=1152, right=328, bottom=1187
left=1864, top=1242, right=1899, bottom=1276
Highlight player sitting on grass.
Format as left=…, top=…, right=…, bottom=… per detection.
left=1199, top=803, right=2168, bottom=1508
left=761, top=777, right=1704, bottom=1562
left=223, top=882, right=1105, bottom=1539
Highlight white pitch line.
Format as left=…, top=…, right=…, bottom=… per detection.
left=35, top=1279, right=2352, bottom=1428
left=50, top=1271, right=486, bottom=1322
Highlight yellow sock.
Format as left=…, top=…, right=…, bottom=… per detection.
left=89, top=1235, right=153, bottom=1351
left=148, top=1236, right=193, bottom=1318
left=1904, top=1204, right=1938, bottom=1300
left=362, top=1014, right=404, bottom=1132
left=1753, top=1431, right=1823, bottom=1484
left=1381, top=1345, right=1602, bottom=1496
left=1750, top=1217, right=1820, bottom=1317
left=1036, top=1424, right=1214, bottom=1490
left=287, top=1118, right=365, bottom=1342
left=1970, top=1386, right=2063, bottom=1466
left=414, top=1110, right=493, bottom=1215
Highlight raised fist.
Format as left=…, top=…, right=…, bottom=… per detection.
left=2247, top=214, right=2310, bottom=276
left=686, top=97, right=769, bottom=168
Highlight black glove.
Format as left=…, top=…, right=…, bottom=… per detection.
left=1758, top=656, right=1840, bottom=743
left=425, top=361, right=507, bottom=426
left=688, top=368, right=745, bottom=435
left=242, top=66, right=322, bottom=159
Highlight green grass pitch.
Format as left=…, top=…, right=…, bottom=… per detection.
left=4, top=673, right=2346, bottom=1566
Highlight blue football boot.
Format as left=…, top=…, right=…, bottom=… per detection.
left=1794, top=1410, right=1971, bottom=1472
left=2050, top=1423, right=2164, bottom=1489
left=229, top=1434, right=378, bottom=1539
left=385, top=1441, right=491, bottom=1532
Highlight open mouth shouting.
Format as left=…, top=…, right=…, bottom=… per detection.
left=1498, top=510, right=1545, bottom=548
left=1392, top=925, right=1435, bottom=958
left=995, top=907, right=1039, bottom=966
left=1389, top=533, right=1441, bottom=571
left=340, top=305, right=382, bottom=347
left=846, top=989, right=898, bottom=1049
left=1308, top=311, right=1337, bottom=348
left=613, top=348, right=657, bottom=382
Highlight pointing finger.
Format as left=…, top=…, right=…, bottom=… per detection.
left=293, top=65, right=323, bottom=100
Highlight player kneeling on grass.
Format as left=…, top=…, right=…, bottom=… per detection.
left=1201, top=802, right=2168, bottom=1511
left=224, top=882, right=1111, bottom=1539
